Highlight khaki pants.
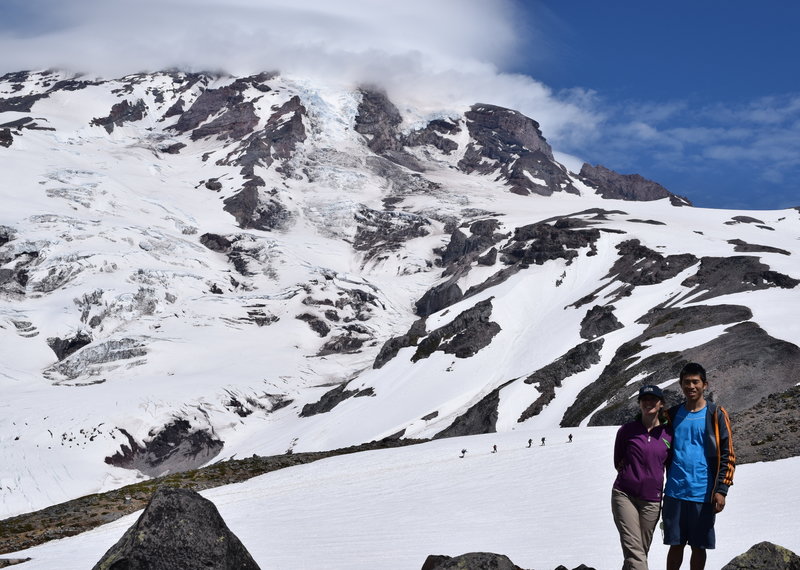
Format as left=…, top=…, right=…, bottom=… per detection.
left=612, top=488, right=662, bottom=570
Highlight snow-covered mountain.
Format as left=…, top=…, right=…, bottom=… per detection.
left=1, top=69, right=798, bottom=519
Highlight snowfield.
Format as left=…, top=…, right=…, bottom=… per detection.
left=6, top=428, right=799, bottom=570
left=1, top=70, right=799, bottom=568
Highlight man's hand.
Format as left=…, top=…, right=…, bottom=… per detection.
left=713, top=492, right=726, bottom=513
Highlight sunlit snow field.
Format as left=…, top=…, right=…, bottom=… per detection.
left=8, top=427, right=799, bottom=570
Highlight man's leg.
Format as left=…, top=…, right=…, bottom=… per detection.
left=689, top=547, right=707, bottom=570
left=667, top=544, right=685, bottom=570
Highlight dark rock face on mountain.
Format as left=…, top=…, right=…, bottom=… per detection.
left=421, top=552, right=524, bottom=570
left=92, top=487, right=260, bottom=570
left=721, top=541, right=800, bottom=569
left=732, top=384, right=800, bottom=464
left=300, top=383, right=375, bottom=417
left=580, top=163, right=691, bottom=205
left=728, top=238, right=791, bottom=255
left=562, top=303, right=800, bottom=427
left=412, top=297, right=502, bottom=361
left=433, top=380, right=513, bottom=439
left=439, top=219, right=504, bottom=269
left=169, top=73, right=273, bottom=140
left=458, top=104, right=580, bottom=196
left=607, top=239, right=697, bottom=287
left=47, top=330, right=93, bottom=360
left=678, top=255, right=799, bottom=303
left=415, top=278, right=464, bottom=317
left=405, top=117, right=461, bottom=154
left=105, top=419, right=223, bottom=477
left=518, top=340, right=604, bottom=423
left=580, top=305, right=623, bottom=339
left=91, top=99, right=147, bottom=133
left=223, top=185, right=291, bottom=231
left=373, top=318, right=427, bottom=369
left=355, top=88, right=424, bottom=172
left=375, top=298, right=502, bottom=369
left=500, top=220, right=601, bottom=267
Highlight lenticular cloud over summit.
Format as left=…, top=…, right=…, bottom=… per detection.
left=0, top=0, right=518, bottom=79
left=0, top=0, right=600, bottom=144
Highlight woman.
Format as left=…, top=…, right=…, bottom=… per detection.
left=612, top=384, right=672, bottom=570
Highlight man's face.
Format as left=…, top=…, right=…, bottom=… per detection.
left=680, top=373, right=706, bottom=402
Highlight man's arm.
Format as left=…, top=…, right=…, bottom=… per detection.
left=714, top=406, right=736, bottom=496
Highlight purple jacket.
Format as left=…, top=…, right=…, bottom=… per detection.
left=613, top=420, right=672, bottom=502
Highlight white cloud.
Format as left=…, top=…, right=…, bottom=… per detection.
left=0, top=0, right=602, bottom=153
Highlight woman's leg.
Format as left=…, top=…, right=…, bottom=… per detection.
left=612, top=489, right=649, bottom=569
left=638, top=499, right=662, bottom=553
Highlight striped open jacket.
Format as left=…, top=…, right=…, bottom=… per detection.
left=667, top=402, right=736, bottom=499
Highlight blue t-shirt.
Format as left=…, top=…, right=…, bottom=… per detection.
left=665, top=405, right=711, bottom=502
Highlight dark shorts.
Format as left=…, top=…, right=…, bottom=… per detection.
left=662, top=495, right=716, bottom=549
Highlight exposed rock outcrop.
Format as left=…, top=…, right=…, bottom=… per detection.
left=412, top=297, right=501, bottom=361
left=433, top=380, right=513, bottom=439
left=728, top=239, right=790, bottom=255
left=730, top=384, right=800, bottom=464
left=721, top=541, right=800, bottom=569
left=104, top=419, right=223, bottom=477
left=580, top=305, right=623, bottom=339
left=564, top=309, right=800, bottom=427
left=580, top=163, right=691, bottom=205
left=500, top=219, right=601, bottom=266
left=300, top=383, right=375, bottom=417
left=415, top=278, right=463, bottom=317
left=458, top=103, right=580, bottom=196
left=518, top=340, right=604, bottom=423
left=678, top=255, right=799, bottom=303
left=90, top=99, right=147, bottom=133
left=47, top=330, right=93, bottom=360
left=355, top=88, right=424, bottom=171
left=92, top=487, right=260, bottom=570
left=373, top=318, right=427, bottom=369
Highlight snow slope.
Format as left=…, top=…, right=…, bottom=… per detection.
left=6, top=428, right=799, bottom=570
left=1, top=70, right=799, bottom=521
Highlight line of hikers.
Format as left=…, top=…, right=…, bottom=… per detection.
left=458, top=433, right=574, bottom=458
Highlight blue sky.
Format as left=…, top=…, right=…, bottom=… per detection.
left=0, top=0, right=797, bottom=210
left=510, top=1, right=800, bottom=210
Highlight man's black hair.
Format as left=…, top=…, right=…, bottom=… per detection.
left=680, top=362, right=707, bottom=383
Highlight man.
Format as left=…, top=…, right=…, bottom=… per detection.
left=663, top=362, right=735, bottom=570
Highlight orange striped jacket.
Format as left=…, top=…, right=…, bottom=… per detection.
left=667, top=402, right=736, bottom=499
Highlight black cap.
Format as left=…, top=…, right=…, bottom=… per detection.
left=638, top=384, right=664, bottom=400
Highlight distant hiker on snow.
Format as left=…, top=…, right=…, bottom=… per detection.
left=459, top=449, right=467, bottom=458
left=568, top=433, right=573, bottom=443
left=663, top=363, right=735, bottom=570
left=527, top=438, right=532, bottom=448
left=612, top=384, right=672, bottom=570
left=491, top=444, right=497, bottom=453
left=541, top=437, right=545, bottom=446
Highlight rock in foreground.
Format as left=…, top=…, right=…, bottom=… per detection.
left=92, top=486, right=260, bottom=570
left=722, top=541, right=800, bottom=569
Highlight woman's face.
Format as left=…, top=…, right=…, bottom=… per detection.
left=639, top=395, right=663, bottom=414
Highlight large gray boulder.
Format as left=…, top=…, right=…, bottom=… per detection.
left=92, top=486, right=260, bottom=570
left=722, top=541, right=800, bottom=569
left=421, top=552, right=524, bottom=570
